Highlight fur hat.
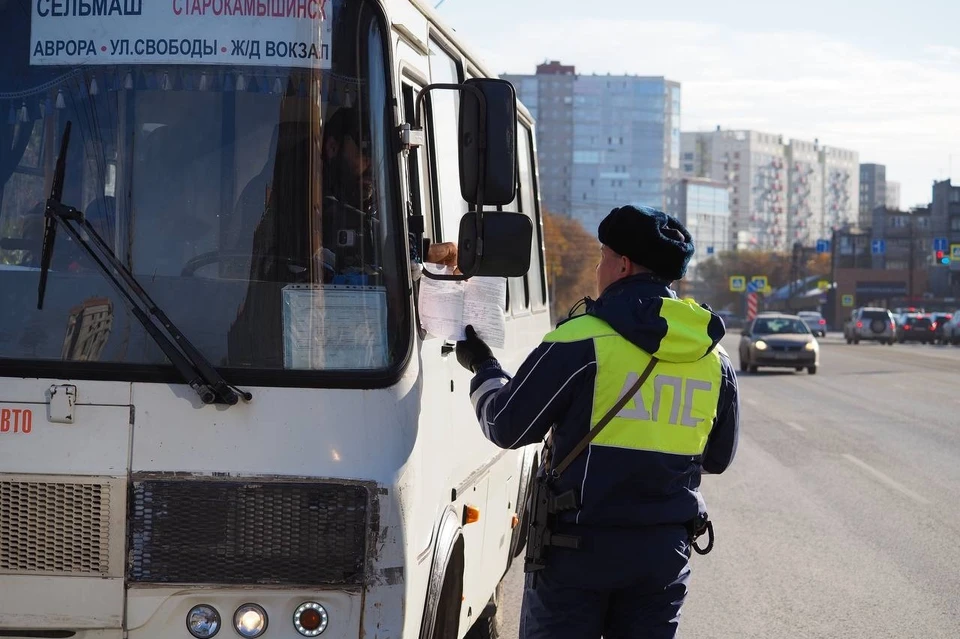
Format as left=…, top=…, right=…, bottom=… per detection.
left=597, top=205, right=695, bottom=281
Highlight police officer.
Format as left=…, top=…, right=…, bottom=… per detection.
left=455, top=205, right=739, bottom=639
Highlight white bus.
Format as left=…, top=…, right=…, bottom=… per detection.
left=0, top=1, right=551, bottom=637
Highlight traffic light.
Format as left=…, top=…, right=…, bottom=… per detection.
left=936, top=250, right=951, bottom=265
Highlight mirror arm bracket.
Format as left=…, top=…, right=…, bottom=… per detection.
left=398, top=123, right=424, bottom=151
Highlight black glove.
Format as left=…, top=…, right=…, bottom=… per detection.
left=456, top=325, right=494, bottom=373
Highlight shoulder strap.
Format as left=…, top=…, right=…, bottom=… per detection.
left=552, top=356, right=659, bottom=479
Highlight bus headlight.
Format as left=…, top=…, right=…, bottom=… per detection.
left=186, top=605, right=221, bottom=639
left=294, top=602, right=329, bottom=636
left=234, top=604, right=268, bottom=638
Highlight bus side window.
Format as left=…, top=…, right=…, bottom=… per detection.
left=426, top=39, right=467, bottom=243
left=505, top=149, right=525, bottom=314
left=518, top=124, right=547, bottom=311
left=401, top=83, right=432, bottom=245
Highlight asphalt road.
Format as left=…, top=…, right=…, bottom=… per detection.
left=494, top=333, right=960, bottom=638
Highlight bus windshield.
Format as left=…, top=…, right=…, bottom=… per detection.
left=0, top=0, right=408, bottom=382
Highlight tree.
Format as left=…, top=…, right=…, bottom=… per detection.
left=696, top=250, right=832, bottom=312
left=543, top=209, right=598, bottom=322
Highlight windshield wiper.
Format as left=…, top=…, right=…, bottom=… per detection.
left=36, top=120, right=251, bottom=407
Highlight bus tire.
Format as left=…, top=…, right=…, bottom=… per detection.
left=465, top=580, right=503, bottom=639
left=511, top=451, right=538, bottom=561
left=431, top=540, right=465, bottom=639
left=419, top=510, right=464, bottom=639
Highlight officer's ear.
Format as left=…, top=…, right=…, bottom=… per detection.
left=324, top=136, right=340, bottom=160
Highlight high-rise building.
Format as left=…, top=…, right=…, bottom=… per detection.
left=681, top=129, right=788, bottom=251
left=859, top=163, right=887, bottom=220
left=886, top=181, right=901, bottom=209
left=785, top=140, right=824, bottom=248
left=822, top=147, right=860, bottom=233
left=503, top=62, right=682, bottom=233
left=677, top=177, right=731, bottom=270
left=682, top=129, right=859, bottom=251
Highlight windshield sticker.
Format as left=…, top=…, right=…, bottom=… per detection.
left=282, top=284, right=389, bottom=370
left=30, top=0, right=332, bottom=69
left=1, top=408, right=33, bottom=434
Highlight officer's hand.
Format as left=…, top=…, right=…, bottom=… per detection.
left=456, top=325, right=494, bottom=373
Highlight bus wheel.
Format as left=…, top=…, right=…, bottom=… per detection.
left=465, top=581, right=503, bottom=639
left=512, top=453, right=538, bottom=560
left=430, top=539, right=465, bottom=639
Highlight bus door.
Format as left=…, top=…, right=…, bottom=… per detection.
left=400, top=77, right=453, bottom=560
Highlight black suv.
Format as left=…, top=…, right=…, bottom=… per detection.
left=897, top=315, right=936, bottom=343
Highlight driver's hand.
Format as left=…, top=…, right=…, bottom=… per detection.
left=426, top=242, right=458, bottom=268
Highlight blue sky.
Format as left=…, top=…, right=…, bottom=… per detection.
left=433, top=0, right=960, bottom=210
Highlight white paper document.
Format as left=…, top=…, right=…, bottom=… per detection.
left=417, top=265, right=507, bottom=348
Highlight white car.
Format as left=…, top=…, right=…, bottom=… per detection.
left=942, top=312, right=960, bottom=345
left=843, top=307, right=896, bottom=345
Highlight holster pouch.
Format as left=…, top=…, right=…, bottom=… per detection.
left=523, top=477, right=581, bottom=576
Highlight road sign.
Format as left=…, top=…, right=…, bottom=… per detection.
left=871, top=239, right=886, bottom=255
left=706, top=246, right=715, bottom=255
left=951, top=244, right=960, bottom=262
left=748, top=275, right=768, bottom=293
left=817, top=280, right=830, bottom=291
left=815, top=239, right=831, bottom=254
left=934, top=237, right=949, bottom=252
left=842, top=294, right=854, bottom=307
left=729, top=275, right=746, bottom=292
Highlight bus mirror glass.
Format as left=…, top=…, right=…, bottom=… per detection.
left=458, top=78, right=517, bottom=206
left=457, top=211, right=532, bottom=278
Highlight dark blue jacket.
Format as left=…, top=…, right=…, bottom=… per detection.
left=469, top=275, right=740, bottom=527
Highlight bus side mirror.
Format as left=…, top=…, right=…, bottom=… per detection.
left=458, top=78, right=517, bottom=206
left=456, top=79, right=530, bottom=277
left=412, top=78, right=528, bottom=280
left=457, top=210, right=532, bottom=277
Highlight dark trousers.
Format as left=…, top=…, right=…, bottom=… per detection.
left=519, top=524, right=691, bottom=639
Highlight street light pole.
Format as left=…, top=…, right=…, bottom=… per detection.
left=830, top=226, right=838, bottom=325
left=908, top=215, right=915, bottom=304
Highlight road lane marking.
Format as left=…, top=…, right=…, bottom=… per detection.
left=745, top=398, right=759, bottom=407
left=842, top=454, right=931, bottom=505
left=785, top=421, right=806, bottom=432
